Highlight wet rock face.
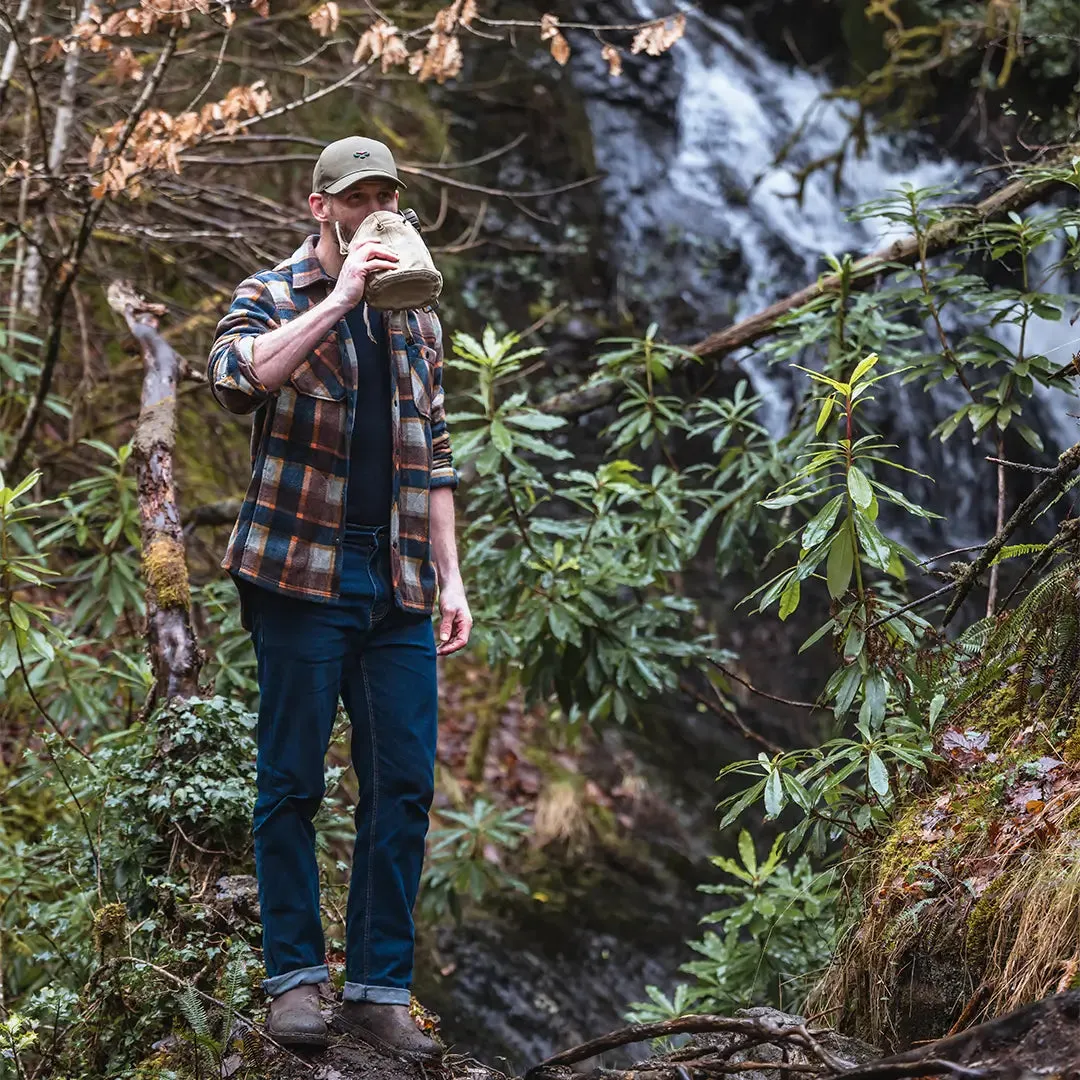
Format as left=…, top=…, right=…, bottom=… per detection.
left=450, top=0, right=1077, bottom=551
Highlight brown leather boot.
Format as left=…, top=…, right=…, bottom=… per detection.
left=265, top=984, right=329, bottom=1049
left=333, top=1002, right=444, bottom=1061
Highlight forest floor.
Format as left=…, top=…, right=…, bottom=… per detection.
left=262, top=993, right=1080, bottom=1080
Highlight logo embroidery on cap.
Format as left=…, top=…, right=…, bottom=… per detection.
left=353, top=151, right=371, bottom=159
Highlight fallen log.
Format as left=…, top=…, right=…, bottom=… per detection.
left=539, top=148, right=1080, bottom=420
left=106, top=280, right=201, bottom=703
left=527, top=993, right=1080, bottom=1079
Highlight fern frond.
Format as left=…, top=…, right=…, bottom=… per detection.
left=176, top=985, right=211, bottom=1039
left=992, top=543, right=1048, bottom=565
left=219, top=952, right=246, bottom=1050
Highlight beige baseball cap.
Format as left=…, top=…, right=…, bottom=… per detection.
left=312, top=136, right=407, bottom=194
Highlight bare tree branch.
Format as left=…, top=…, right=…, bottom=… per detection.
left=0, top=0, right=31, bottom=115
left=941, top=440, right=1080, bottom=627
left=3, top=25, right=180, bottom=478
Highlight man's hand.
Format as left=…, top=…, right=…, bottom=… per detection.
left=436, top=578, right=472, bottom=656
left=331, top=235, right=399, bottom=308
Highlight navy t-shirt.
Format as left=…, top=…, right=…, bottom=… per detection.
left=344, top=303, right=392, bottom=526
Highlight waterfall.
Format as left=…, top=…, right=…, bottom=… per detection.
left=571, top=2, right=1079, bottom=550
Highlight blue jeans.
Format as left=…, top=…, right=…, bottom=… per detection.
left=241, top=524, right=437, bottom=1004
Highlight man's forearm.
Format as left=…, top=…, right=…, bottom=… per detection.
left=430, top=486, right=461, bottom=586
left=252, top=291, right=351, bottom=392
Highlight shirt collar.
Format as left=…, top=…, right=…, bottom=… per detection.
left=287, top=234, right=334, bottom=291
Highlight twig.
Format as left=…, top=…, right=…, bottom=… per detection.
left=945, top=983, right=989, bottom=1037
left=182, top=18, right=233, bottom=114
left=172, top=820, right=229, bottom=857
left=679, top=677, right=785, bottom=755
left=997, top=518, right=1080, bottom=611
left=692, top=1063, right=821, bottom=1075
left=985, top=456, right=1055, bottom=474
left=475, top=14, right=683, bottom=31
left=3, top=26, right=180, bottom=477
left=942, top=441, right=1080, bottom=627
left=34, top=728, right=103, bottom=905
left=986, top=438, right=1007, bottom=617
left=516, top=300, right=570, bottom=341
left=706, top=656, right=820, bottom=711
left=400, top=165, right=604, bottom=200
left=11, top=627, right=95, bottom=764
left=916, top=545, right=986, bottom=567
left=864, top=583, right=954, bottom=633
left=0, top=4, right=49, bottom=176
left=836, top=1060, right=988, bottom=1080
left=403, top=133, right=527, bottom=171
left=0, top=0, right=32, bottom=115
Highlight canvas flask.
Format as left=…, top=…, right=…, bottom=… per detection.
left=337, top=210, right=443, bottom=312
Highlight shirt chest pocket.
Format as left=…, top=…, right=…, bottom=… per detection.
left=290, top=333, right=347, bottom=401
left=407, top=342, right=437, bottom=419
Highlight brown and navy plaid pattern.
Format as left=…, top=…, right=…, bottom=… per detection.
left=207, top=235, right=458, bottom=613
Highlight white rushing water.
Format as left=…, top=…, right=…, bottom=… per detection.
left=575, top=1, right=1079, bottom=549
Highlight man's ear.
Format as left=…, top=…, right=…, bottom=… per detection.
left=309, top=192, right=331, bottom=223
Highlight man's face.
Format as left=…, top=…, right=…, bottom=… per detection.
left=313, top=179, right=400, bottom=240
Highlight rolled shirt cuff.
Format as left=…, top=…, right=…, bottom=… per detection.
left=429, top=467, right=459, bottom=490
left=262, top=963, right=329, bottom=998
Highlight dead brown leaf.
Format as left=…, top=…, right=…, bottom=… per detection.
left=353, top=21, right=408, bottom=71
left=630, top=13, right=686, bottom=56
left=309, top=2, right=340, bottom=38
left=601, top=43, right=622, bottom=77
left=549, top=31, right=570, bottom=65
left=109, top=46, right=143, bottom=84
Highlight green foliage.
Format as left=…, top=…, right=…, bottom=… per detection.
left=419, top=797, right=531, bottom=922
left=627, top=831, right=838, bottom=1020
left=451, top=324, right=781, bottom=725
left=173, top=944, right=261, bottom=1080
left=833, top=0, right=1080, bottom=151
left=938, top=555, right=1080, bottom=726
left=0, top=459, right=153, bottom=741
left=713, top=355, right=938, bottom=855
left=191, top=579, right=258, bottom=707
left=0, top=469, right=68, bottom=681
left=56, top=439, right=145, bottom=637
left=0, top=695, right=259, bottom=1078
left=715, top=174, right=1080, bottom=857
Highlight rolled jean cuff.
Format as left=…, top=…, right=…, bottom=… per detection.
left=262, top=964, right=329, bottom=998
left=343, top=982, right=410, bottom=1005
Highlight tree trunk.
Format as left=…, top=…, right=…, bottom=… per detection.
left=106, top=281, right=202, bottom=703
left=20, top=0, right=94, bottom=317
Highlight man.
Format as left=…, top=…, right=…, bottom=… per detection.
left=207, top=135, right=471, bottom=1058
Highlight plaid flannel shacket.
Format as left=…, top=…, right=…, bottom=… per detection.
left=206, top=235, right=458, bottom=613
